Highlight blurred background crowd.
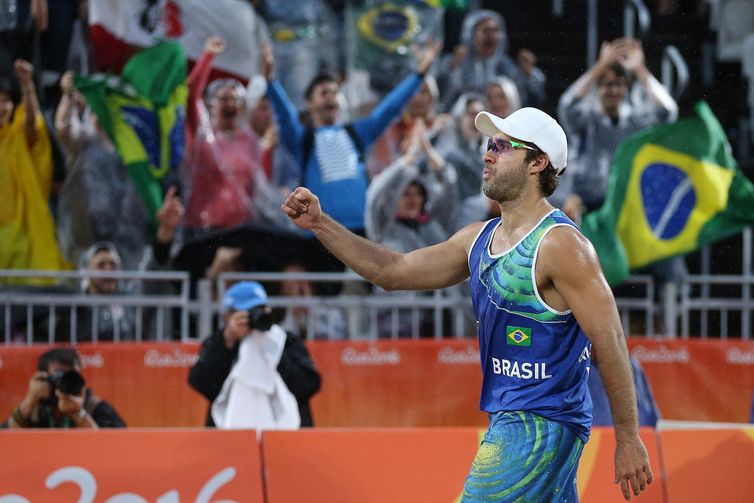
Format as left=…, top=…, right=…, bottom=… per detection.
left=1, top=0, right=753, bottom=343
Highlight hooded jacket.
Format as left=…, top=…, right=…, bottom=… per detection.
left=437, top=10, right=545, bottom=110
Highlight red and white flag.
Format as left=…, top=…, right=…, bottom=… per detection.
left=89, top=0, right=268, bottom=82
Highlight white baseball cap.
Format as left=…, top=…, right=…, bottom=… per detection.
left=475, top=108, right=568, bottom=175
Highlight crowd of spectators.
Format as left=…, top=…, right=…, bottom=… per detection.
left=0, top=1, right=744, bottom=342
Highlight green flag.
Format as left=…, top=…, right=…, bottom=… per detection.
left=75, top=41, right=188, bottom=220
left=581, top=101, right=754, bottom=285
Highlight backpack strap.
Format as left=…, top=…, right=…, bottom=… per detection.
left=301, top=127, right=315, bottom=170
left=344, top=123, right=365, bottom=164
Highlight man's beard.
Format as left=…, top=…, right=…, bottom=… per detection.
left=481, top=162, right=527, bottom=203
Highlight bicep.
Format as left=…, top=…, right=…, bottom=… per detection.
left=546, top=232, right=623, bottom=345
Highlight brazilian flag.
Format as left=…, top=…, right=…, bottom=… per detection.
left=582, top=101, right=754, bottom=285
left=75, top=41, right=187, bottom=221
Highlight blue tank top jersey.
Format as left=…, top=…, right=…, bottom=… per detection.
left=468, top=209, right=593, bottom=442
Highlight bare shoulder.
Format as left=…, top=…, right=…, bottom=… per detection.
left=538, top=225, right=601, bottom=279
left=450, top=221, right=488, bottom=255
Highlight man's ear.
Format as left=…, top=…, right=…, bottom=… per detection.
left=529, top=154, right=549, bottom=174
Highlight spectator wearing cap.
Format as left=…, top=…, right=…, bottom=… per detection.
left=279, top=106, right=654, bottom=500
left=0, top=59, right=66, bottom=277
left=188, top=281, right=321, bottom=428
left=475, top=107, right=569, bottom=180
left=182, top=37, right=288, bottom=237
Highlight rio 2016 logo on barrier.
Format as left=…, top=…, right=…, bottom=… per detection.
left=0, top=466, right=237, bottom=503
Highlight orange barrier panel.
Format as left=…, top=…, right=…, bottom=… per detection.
left=1, top=338, right=752, bottom=426
left=263, top=428, right=479, bottom=503
left=262, top=427, right=664, bottom=503
left=7, top=426, right=754, bottom=502
left=627, top=339, right=754, bottom=422
left=0, top=429, right=264, bottom=501
left=306, top=340, right=486, bottom=427
left=0, top=343, right=206, bottom=426
left=309, top=338, right=754, bottom=426
left=660, top=427, right=754, bottom=503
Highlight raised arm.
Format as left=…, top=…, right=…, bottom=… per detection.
left=282, top=187, right=475, bottom=291
left=54, top=71, right=78, bottom=148
left=622, top=40, right=678, bottom=121
left=538, top=227, right=653, bottom=501
left=14, top=60, right=39, bottom=146
left=262, top=44, right=304, bottom=160
left=187, top=37, right=224, bottom=137
left=352, top=40, right=442, bottom=145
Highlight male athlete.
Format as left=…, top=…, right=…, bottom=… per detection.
left=281, top=107, right=652, bottom=501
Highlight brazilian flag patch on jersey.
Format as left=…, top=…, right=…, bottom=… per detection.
left=506, top=326, right=532, bottom=347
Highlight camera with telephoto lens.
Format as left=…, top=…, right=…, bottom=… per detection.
left=248, top=305, right=274, bottom=332
left=47, top=370, right=86, bottom=396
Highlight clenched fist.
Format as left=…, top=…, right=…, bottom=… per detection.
left=281, top=187, right=322, bottom=230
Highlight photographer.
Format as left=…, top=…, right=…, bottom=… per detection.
left=188, top=281, right=321, bottom=428
left=4, top=348, right=126, bottom=429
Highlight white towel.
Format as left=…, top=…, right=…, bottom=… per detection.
left=211, top=325, right=300, bottom=430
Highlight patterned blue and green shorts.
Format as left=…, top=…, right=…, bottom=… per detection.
left=462, top=411, right=584, bottom=502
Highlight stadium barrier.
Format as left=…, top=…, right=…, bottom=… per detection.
left=1, top=339, right=753, bottom=428
left=0, top=269, right=661, bottom=341
left=2, top=425, right=752, bottom=502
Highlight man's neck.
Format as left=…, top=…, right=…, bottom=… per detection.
left=312, top=116, right=336, bottom=128
left=497, top=194, right=553, bottom=236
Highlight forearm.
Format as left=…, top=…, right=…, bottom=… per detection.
left=568, top=64, right=604, bottom=100
left=54, top=93, right=76, bottom=145
left=362, top=74, right=422, bottom=138
left=641, top=73, right=678, bottom=118
left=21, top=83, right=40, bottom=145
left=311, top=212, right=403, bottom=289
left=593, top=332, right=640, bottom=439
left=187, top=51, right=215, bottom=133
left=8, top=396, right=38, bottom=428
left=520, top=69, right=546, bottom=107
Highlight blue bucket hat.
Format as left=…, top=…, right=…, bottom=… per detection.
left=223, top=281, right=268, bottom=311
